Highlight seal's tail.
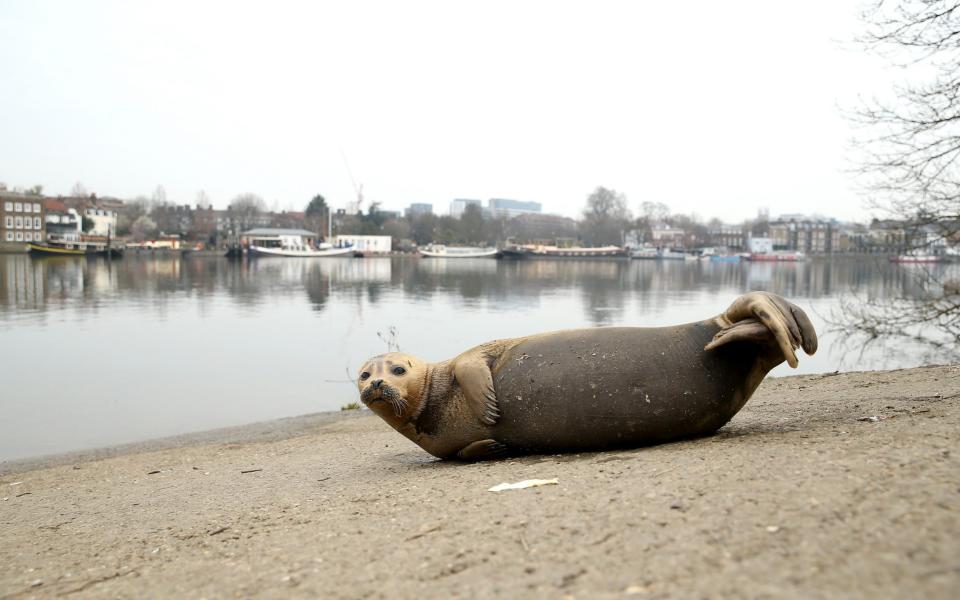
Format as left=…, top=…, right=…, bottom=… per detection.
left=705, top=292, right=818, bottom=368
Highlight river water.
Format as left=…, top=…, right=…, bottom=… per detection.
left=1, top=254, right=956, bottom=461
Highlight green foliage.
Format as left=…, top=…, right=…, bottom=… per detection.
left=81, top=215, right=95, bottom=233
left=305, top=194, right=327, bottom=215
left=340, top=402, right=361, bottom=411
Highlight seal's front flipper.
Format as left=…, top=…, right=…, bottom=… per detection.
left=456, top=439, right=508, bottom=461
left=453, top=358, right=500, bottom=425
left=704, top=318, right=770, bottom=349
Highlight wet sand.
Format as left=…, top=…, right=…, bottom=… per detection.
left=1, top=365, right=958, bottom=598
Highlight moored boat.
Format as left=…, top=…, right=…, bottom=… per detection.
left=28, top=239, right=121, bottom=257
left=503, top=244, right=626, bottom=259
left=628, top=247, right=690, bottom=260
left=629, top=247, right=659, bottom=260
left=710, top=254, right=742, bottom=263
left=248, top=245, right=353, bottom=258
left=889, top=253, right=942, bottom=264
left=241, top=228, right=352, bottom=258
left=656, top=249, right=687, bottom=260
left=418, top=245, right=499, bottom=258
left=746, top=251, right=806, bottom=262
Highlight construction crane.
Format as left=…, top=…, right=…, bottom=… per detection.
left=340, top=148, right=364, bottom=215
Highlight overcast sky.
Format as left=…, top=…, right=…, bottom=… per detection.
left=1, top=1, right=897, bottom=222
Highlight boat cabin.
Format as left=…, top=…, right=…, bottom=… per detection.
left=240, top=228, right=317, bottom=251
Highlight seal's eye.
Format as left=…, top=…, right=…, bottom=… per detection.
left=392, top=366, right=406, bottom=376
left=360, top=372, right=371, bottom=381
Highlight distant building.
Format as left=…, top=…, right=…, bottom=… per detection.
left=43, top=198, right=81, bottom=242
left=58, top=195, right=121, bottom=237
left=1, top=192, right=45, bottom=246
left=214, top=209, right=271, bottom=233
left=80, top=205, right=119, bottom=237
left=769, top=216, right=839, bottom=254
left=270, top=211, right=306, bottom=230
left=748, top=237, right=774, bottom=254
left=333, top=234, right=392, bottom=253
left=406, top=203, right=433, bottom=218
left=707, top=225, right=744, bottom=250
left=377, top=210, right=402, bottom=220
left=487, top=198, right=541, bottom=219
left=650, top=224, right=686, bottom=249
left=450, top=199, right=483, bottom=218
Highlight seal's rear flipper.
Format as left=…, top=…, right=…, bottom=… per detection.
left=707, top=292, right=818, bottom=368
left=456, top=439, right=508, bottom=461
left=453, top=356, right=500, bottom=425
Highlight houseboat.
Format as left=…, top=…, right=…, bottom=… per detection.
left=502, top=244, right=626, bottom=259
left=419, top=245, right=499, bottom=258
left=241, top=228, right=353, bottom=258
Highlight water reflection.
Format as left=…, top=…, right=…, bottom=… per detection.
left=1, top=255, right=955, bottom=324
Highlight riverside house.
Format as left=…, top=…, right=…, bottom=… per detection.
left=1, top=192, right=45, bottom=251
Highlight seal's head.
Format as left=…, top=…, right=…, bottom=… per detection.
left=358, top=352, right=429, bottom=424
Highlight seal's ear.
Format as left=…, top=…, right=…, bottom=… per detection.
left=452, top=356, right=500, bottom=425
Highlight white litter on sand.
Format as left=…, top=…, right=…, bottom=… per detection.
left=487, top=478, right=559, bottom=492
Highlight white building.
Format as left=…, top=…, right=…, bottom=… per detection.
left=44, top=199, right=81, bottom=241
left=449, top=199, right=482, bottom=219
left=333, top=234, right=392, bottom=253
left=650, top=225, right=686, bottom=249
left=83, top=205, right=118, bottom=237
left=487, top=198, right=541, bottom=219
left=748, top=236, right=774, bottom=254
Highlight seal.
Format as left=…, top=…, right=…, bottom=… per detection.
left=358, top=291, right=817, bottom=461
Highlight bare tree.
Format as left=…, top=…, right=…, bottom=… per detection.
left=838, top=0, right=960, bottom=347
left=229, top=193, right=266, bottom=231
left=581, top=187, right=632, bottom=246
left=152, top=185, right=169, bottom=206
left=853, top=1, right=960, bottom=235
left=195, top=190, right=212, bottom=210
left=70, top=182, right=89, bottom=198
left=131, top=215, right=159, bottom=241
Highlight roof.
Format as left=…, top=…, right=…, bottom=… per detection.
left=241, top=228, right=316, bottom=237
left=44, top=198, right=69, bottom=212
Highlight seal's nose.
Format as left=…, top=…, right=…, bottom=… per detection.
left=371, top=379, right=383, bottom=389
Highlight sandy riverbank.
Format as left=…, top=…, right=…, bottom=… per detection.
left=1, top=365, right=958, bottom=599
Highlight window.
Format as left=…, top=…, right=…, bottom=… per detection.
left=14, top=216, right=22, bottom=229
left=34, top=217, right=40, bottom=229
left=33, top=203, right=40, bottom=213
left=15, top=232, right=23, bottom=241
left=5, top=232, right=11, bottom=241
left=14, top=202, right=22, bottom=212
left=3, top=202, right=11, bottom=211
left=4, top=216, right=10, bottom=228
left=24, top=232, right=32, bottom=242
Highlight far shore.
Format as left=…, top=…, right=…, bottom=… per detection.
left=1, top=364, right=958, bottom=598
